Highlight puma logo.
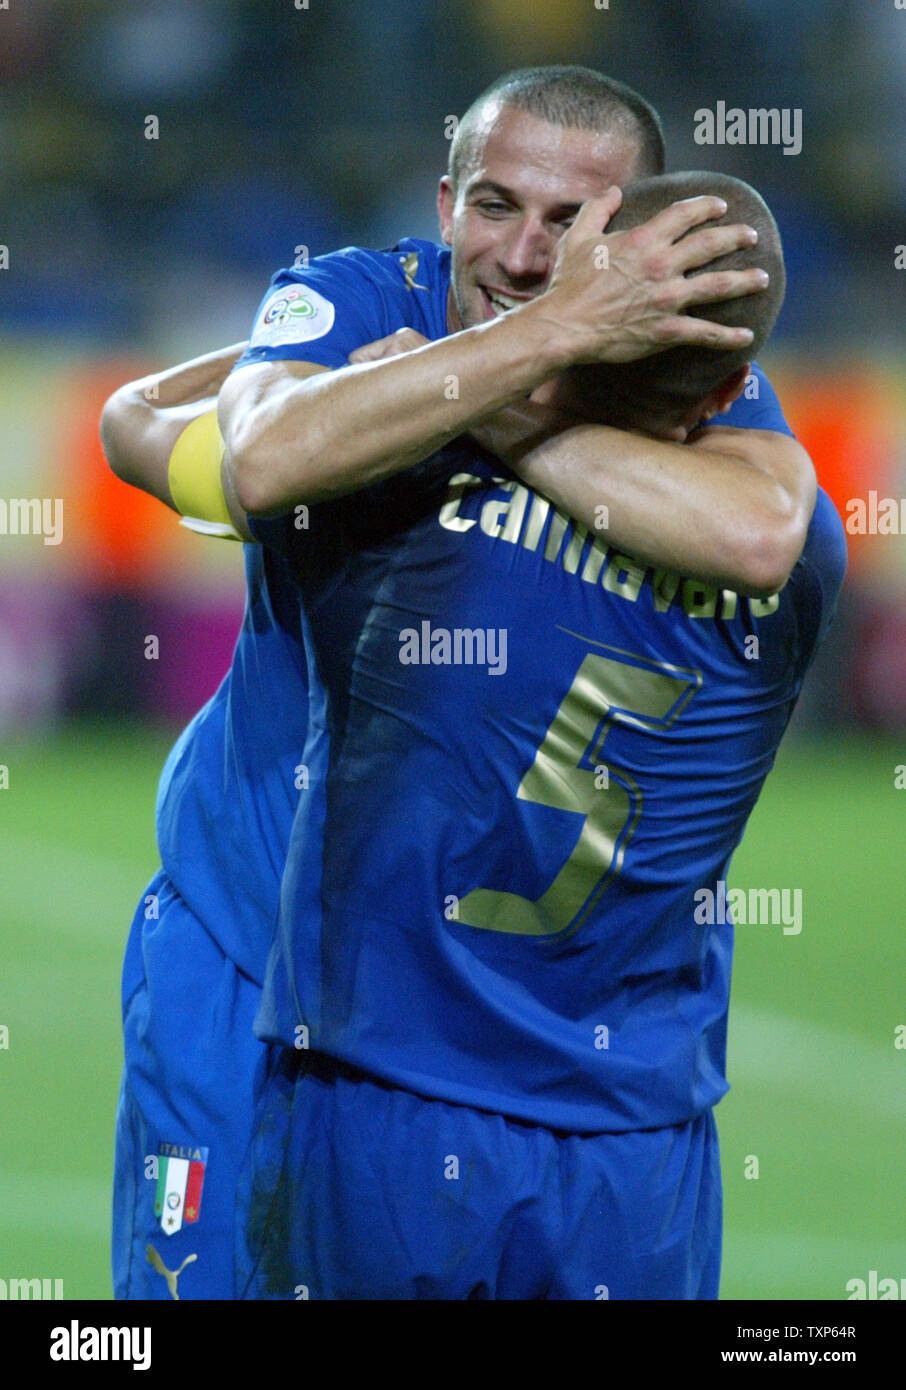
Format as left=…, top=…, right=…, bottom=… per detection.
left=146, top=1244, right=198, bottom=1301
left=399, top=252, right=427, bottom=292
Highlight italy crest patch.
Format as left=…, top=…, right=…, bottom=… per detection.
left=153, top=1142, right=208, bottom=1236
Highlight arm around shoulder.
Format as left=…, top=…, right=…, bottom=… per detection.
left=690, top=427, right=817, bottom=596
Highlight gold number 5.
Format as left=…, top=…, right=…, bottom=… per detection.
left=458, top=639, right=701, bottom=939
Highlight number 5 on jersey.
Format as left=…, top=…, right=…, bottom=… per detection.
left=458, top=641, right=701, bottom=939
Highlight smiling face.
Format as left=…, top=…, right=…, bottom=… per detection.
left=438, top=100, right=645, bottom=331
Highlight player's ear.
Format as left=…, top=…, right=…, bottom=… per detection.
left=438, top=177, right=456, bottom=246
left=699, top=364, right=751, bottom=422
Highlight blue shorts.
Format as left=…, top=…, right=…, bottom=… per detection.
left=236, top=1048, right=722, bottom=1300
left=113, top=870, right=267, bottom=1300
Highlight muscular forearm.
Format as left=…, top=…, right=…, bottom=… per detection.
left=221, top=191, right=765, bottom=516
left=220, top=306, right=572, bottom=514
left=475, top=405, right=815, bottom=597
left=101, top=342, right=247, bottom=505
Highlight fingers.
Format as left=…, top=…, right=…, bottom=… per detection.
left=348, top=328, right=429, bottom=363
left=645, top=263, right=767, bottom=325
left=672, top=220, right=759, bottom=274
left=348, top=329, right=425, bottom=363
left=569, top=187, right=624, bottom=238
left=527, top=375, right=564, bottom=407
left=641, top=194, right=731, bottom=245
left=631, top=195, right=764, bottom=274
left=652, top=314, right=755, bottom=351
left=682, top=266, right=769, bottom=306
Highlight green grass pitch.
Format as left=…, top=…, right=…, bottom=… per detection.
left=0, top=723, right=903, bottom=1299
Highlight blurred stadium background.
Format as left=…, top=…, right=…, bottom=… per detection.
left=1, top=0, right=904, bottom=1301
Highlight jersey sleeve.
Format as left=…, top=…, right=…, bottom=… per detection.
left=235, top=242, right=449, bottom=555
left=705, top=362, right=795, bottom=437
left=785, top=488, right=848, bottom=668
left=234, top=247, right=402, bottom=373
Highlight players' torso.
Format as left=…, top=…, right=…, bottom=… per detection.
left=264, top=448, right=838, bottom=1131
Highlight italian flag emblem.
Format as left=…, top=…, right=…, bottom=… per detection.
left=154, top=1143, right=208, bottom=1235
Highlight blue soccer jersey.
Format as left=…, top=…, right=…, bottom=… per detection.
left=251, top=450, right=845, bottom=1134
left=151, top=543, right=307, bottom=984
left=239, top=239, right=450, bottom=372
left=234, top=237, right=846, bottom=1136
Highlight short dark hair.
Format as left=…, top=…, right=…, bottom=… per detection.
left=448, top=65, right=665, bottom=188
left=561, top=170, right=786, bottom=429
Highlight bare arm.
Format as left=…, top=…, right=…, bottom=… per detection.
left=347, top=330, right=815, bottom=599
left=100, top=341, right=248, bottom=508
left=478, top=403, right=815, bottom=597
left=219, top=194, right=767, bottom=515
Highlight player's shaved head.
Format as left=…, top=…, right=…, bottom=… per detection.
left=557, top=171, right=786, bottom=433
left=449, top=66, right=665, bottom=189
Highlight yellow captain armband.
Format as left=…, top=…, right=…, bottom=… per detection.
left=168, top=409, right=243, bottom=541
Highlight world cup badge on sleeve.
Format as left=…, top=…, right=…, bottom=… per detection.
left=251, top=284, right=336, bottom=346
left=153, top=1142, right=209, bottom=1235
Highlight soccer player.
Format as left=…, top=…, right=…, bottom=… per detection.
left=217, top=172, right=843, bottom=1304
left=106, top=66, right=816, bottom=1299
left=101, top=348, right=311, bottom=1299
left=224, top=68, right=813, bottom=595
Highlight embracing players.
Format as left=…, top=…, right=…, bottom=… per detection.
left=104, top=66, right=834, bottom=1299
left=220, top=152, right=843, bottom=1298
